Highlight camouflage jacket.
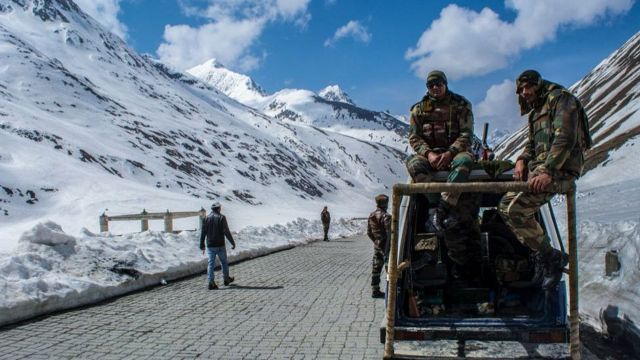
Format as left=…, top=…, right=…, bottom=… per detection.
left=408, top=91, right=474, bottom=157
left=517, top=81, right=591, bottom=178
left=367, top=207, right=391, bottom=251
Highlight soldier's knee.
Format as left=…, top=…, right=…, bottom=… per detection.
left=406, top=154, right=430, bottom=178
left=452, top=153, right=474, bottom=168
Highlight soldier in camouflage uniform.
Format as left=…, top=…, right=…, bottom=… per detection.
left=406, top=70, right=475, bottom=229
left=499, top=70, right=591, bottom=290
left=368, top=194, right=391, bottom=298
left=406, top=70, right=479, bottom=280
left=321, top=206, right=331, bottom=241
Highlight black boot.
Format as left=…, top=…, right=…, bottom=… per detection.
left=224, top=276, right=235, bottom=286
left=432, top=200, right=459, bottom=232
left=529, top=251, right=545, bottom=286
left=372, top=289, right=385, bottom=298
left=450, top=263, right=469, bottom=287
left=208, top=281, right=218, bottom=290
left=541, top=249, right=569, bottom=291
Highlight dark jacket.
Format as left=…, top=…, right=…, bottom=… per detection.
left=200, top=211, right=235, bottom=250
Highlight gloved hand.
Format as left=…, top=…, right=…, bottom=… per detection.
left=232, top=244, right=236, bottom=250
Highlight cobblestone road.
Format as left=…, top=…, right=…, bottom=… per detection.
left=0, top=235, right=385, bottom=359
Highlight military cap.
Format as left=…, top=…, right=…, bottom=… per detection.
left=375, top=194, right=389, bottom=207
left=211, top=201, right=222, bottom=209
left=426, top=70, right=448, bottom=85
left=516, top=69, right=542, bottom=91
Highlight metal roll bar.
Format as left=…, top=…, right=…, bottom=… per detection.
left=383, top=181, right=579, bottom=360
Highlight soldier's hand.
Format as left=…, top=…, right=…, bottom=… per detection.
left=427, top=151, right=440, bottom=168
left=514, top=159, right=527, bottom=181
left=528, top=173, right=552, bottom=193
left=436, top=151, right=453, bottom=170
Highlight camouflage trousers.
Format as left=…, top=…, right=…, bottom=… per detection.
left=322, top=223, right=330, bottom=241
left=371, top=247, right=385, bottom=291
left=444, top=193, right=481, bottom=265
left=498, top=191, right=555, bottom=252
left=405, top=152, right=474, bottom=205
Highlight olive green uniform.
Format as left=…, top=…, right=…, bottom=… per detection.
left=368, top=207, right=391, bottom=293
left=321, top=209, right=330, bottom=241
left=406, top=91, right=475, bottom=206
left=499, top=80, right=591, bottom=252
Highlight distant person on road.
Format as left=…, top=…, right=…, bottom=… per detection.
left=406, top=70, right=475, bottom=231
left=321, top=206, right=331, bottom=241
left=200, top=202, right=236, bottom=290
left=368, top=194, right=391, bottom=299
left=499, top=70, right=591, bottom=291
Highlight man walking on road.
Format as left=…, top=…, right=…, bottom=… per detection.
left=368, top=194, right=391, bottom=299
left=321, top=206, right=331, bottom=241
left=499, top=70, right=591, bottom=291
left=200, top=202, right=236, bottom=290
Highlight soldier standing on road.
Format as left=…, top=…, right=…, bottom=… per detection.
left=200, top=202, right=236, bottom=290
left=321, top=206, right=331, bottom=241
left=499, top=70, right=591, bottom=290
left=368, top=194, right=391, bottom=299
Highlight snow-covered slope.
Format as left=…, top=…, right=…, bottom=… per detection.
left=495, top=30, right=640, bottom=338
left=186, top=60, right=410, bottom=152
left=0, top=0, right=407, bottom=253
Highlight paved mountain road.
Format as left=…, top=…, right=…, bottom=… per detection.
left=0, top=233, right=621, bottom=359
left=0, top=235, right=385, bottom=359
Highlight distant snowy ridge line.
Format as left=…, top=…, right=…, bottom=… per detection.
left=0, top=218, right=366, bottom=327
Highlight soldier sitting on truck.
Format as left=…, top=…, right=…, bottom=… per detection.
left=499, top=70, right=591, bottom=290
left=406, top=70, right=480, bottom=282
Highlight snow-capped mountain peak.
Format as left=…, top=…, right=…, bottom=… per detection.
left=318, top=85, right=354, bottom=105
left=186, top=58, right=267, bottom=104
left=187, top=61, right=410, bottom=151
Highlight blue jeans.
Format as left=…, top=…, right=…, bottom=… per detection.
left=207, top=247, right=229, bottom=283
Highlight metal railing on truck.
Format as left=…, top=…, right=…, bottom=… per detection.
left=384, top=181, right=580, bottom=360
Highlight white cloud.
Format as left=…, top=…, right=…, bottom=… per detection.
left=324, top=20, right=372, bottom=47
left=161, top=0, right=311, bottom=71
left=74, top=0, right=128, bottom=40
left=406, top=0, right=634, bottom=80
left=157, top=18, right=266, bottom=72
left=475, top=79, right=525, bottom=140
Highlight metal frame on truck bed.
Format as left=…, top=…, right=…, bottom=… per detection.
left=382, top=173, right=580, bottom=359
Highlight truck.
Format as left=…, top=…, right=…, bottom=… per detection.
left=380, top=169, right=580, bottom=359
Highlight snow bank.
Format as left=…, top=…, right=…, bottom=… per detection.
left=578, top=220, right=640, bottom=337
left=0, top=217, right=366, bottom=326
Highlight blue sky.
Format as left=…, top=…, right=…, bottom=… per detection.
left=76, top=0, right=639, bottom=136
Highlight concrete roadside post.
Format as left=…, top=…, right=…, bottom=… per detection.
left=141, top=209, right=149, bottom=231
left=164, top=210, right=173, bottom=232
